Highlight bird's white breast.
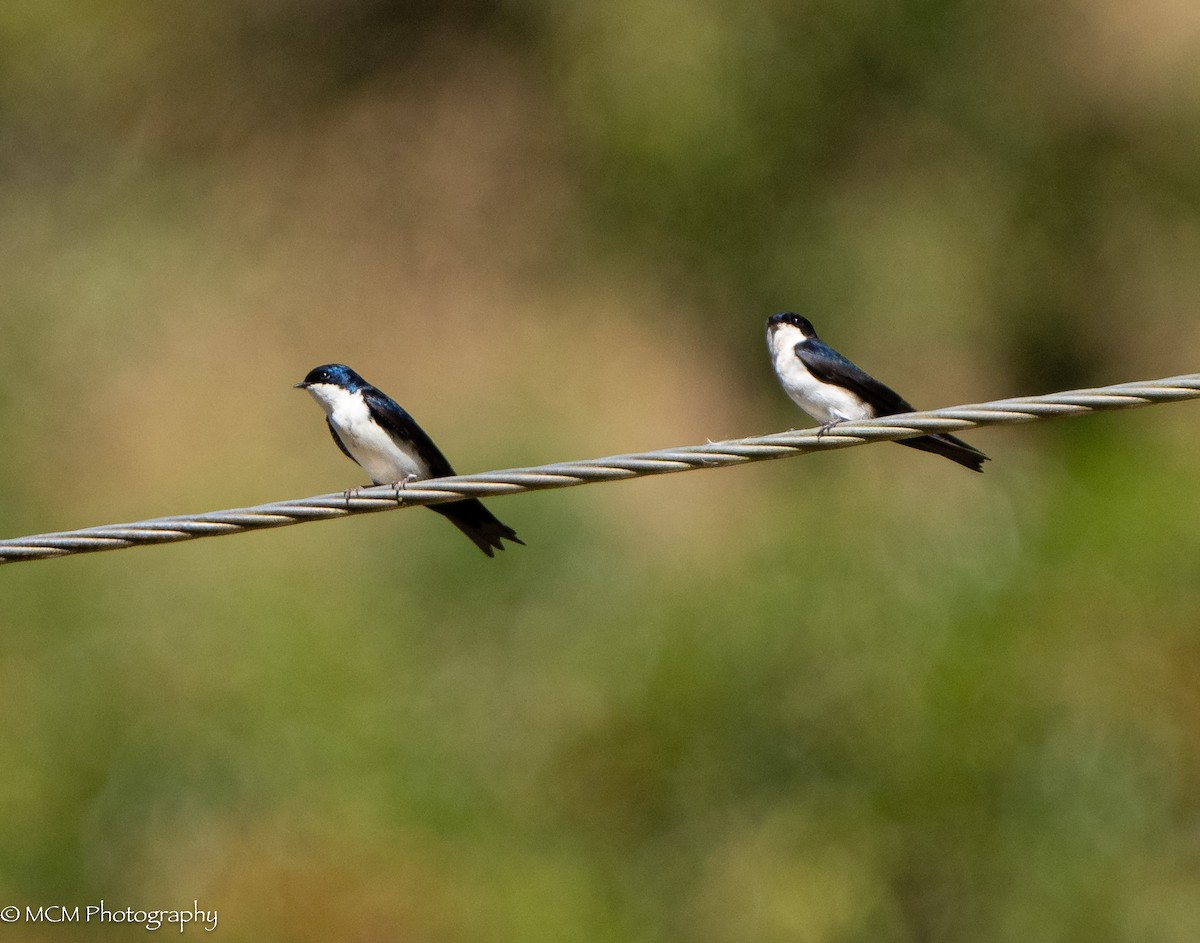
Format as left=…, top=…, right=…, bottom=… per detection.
left=768, top=325, right=872, bottom=425
left=305, top=383, right=428, bottom=484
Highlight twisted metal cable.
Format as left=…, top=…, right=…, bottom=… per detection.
left=2, top=373, right=1197, bottom=565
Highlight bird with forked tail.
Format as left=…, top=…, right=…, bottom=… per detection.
left=765, top=312, right=989, bottom=472
left=296, top=364, right=523, bottom=556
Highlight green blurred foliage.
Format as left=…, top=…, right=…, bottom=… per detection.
left=2, top=1, right=1200, bottom=941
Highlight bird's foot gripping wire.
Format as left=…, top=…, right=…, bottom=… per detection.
left=815, top=419, right=845, bottom=440
left=391, top=474, right=419, bottom=506
left=342, top=485, right=369, bottom=508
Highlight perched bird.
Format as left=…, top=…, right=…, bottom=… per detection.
left=765, top=312, right=989, bottom=472
left=296, top=364, right=523, bottom=556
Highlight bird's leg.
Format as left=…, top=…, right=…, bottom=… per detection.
left=392, top=473, right=419, bottom=505
left=343, top=485, right=368, bottom=508
left=815, top=419, right=845, bottom=440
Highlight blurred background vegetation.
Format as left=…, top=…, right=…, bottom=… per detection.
left=3, top=1, right=1200, bottom=940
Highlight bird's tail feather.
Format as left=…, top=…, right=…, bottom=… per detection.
left=898, top=433, right=989, bottom=472
left=429, top=498, right=524, bottom=557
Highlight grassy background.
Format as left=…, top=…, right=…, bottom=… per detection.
left=2, top=1, right=1200, bottom=940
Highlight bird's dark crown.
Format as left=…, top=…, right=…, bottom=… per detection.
left=297, top=363, right=368, bottom=390
left=767, top=312, right=818, bottom=337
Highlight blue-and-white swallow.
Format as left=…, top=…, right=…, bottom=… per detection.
left=296, top=364, right=523, bottom=556
left=766, top=312, right=989, bottom=472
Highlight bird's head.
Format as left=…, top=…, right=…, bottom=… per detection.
left=766, top=312, right=818, bottom=340
left=295, top=363, right=367, bottom=393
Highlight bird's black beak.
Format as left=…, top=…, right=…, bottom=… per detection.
left=293, top=381, right=308, bottom=389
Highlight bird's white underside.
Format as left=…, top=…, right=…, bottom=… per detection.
left=303, top=382, right=429, bottom=484
left=768, top=322, right=873, bottom=425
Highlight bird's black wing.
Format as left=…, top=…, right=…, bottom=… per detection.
left=793, top=341, right=914, bottom=416
left=361, top=386, right=458, bottom=478
left=362, top=386, right=524, bottom=554
left=795, top=341, right=989, bottom=472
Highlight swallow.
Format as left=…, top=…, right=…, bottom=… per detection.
left=766, top=313, right=988, bottom=472
left=296, top=364, right=524, bottom=555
